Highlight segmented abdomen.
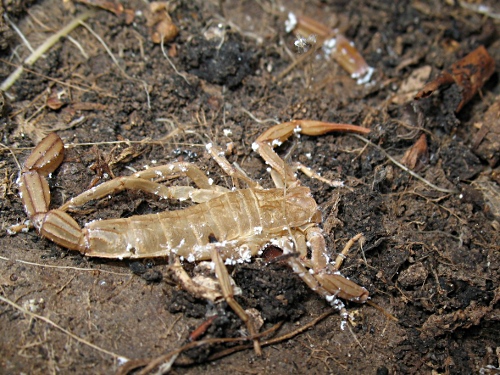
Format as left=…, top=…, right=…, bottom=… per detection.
left=82, top=188, right=296, bottom=259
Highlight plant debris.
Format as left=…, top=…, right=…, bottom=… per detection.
left=415, top=45, right=495, bottom=112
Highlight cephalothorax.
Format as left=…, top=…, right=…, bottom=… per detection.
left=18, top=120, right=370, bottom=354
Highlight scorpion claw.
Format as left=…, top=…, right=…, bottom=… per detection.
left=22, top=132, right=64, bottom=175
left=19, top=170, right=51, bottom=217
left=19, top=133, right=64, bottom=218
left=19, top=134, right=84, bottom=251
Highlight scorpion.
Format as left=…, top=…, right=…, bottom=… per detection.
left=18, top=120, right=371, bottom=355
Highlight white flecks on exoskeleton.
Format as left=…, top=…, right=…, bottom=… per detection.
left=352, top=66, right=375, bottom=85
left=322, top=37, right=337, bottom=55
left=285, top=12, right=297, bottom=33
left=225, top=257, right=236, bottom=266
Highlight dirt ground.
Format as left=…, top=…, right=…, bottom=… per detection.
left=1, top=1, right=499, bottom=374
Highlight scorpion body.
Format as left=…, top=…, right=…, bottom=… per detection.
left=74, top=186, right=318, bottom=260
left=18, top=120, right=371, bottom=355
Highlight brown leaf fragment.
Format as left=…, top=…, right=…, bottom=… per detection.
left=472, top=97, right=500, bottom=167
left=46, top=91, right=69, bottom=110
left=415, top=45, right=495, bottom=112
left=401, top=134, right=428, bottom=170
left=123, top=8, right=135, bottom=24
left=75, top=0, right=123, bottom=15
left=147, top=2, right=178, bottom=44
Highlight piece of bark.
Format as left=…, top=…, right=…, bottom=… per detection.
left=472, top=97, right=500, bottom=167
left=415, top=46, right=495, bottom=112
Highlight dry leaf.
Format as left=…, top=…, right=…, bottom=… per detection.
left=401, top=134, right=428, bottom=170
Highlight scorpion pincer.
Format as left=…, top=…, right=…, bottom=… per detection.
left=18, top=120, right=371, bottom=355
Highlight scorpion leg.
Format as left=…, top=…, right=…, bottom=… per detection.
left=205, top=142, right=261, bottom=189
left=278, top=229, right=369, bottom=305
left=331, top=233, right=365, bottom=271
left=291, top=161, right=345, bottom=187
left=60, top=162, right=231, bottom=211
left=209, top=243, right=263, bottom=356
left=131, top=162, right=223, bottom=189
left=59, top=178, right=227, bottom=211
left=276, top=236, right=334, bottom=297
left=169, top=257, right=231, bottom=302
left=254, top=120, right=370, bottom=186
left=306, top=227, right=369, bottom=303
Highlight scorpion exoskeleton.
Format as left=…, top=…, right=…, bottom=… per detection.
left=18, top=120, right=371, bottom=354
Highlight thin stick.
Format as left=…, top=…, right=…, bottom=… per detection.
left=0, top=255, right=129, bottom=276
left=66, top=35, right=89, bottom=59
left=4, top=13, right=35, bottom=53
left=0, top=294, right=128, bottom=361
left=0, top=58, right=93, bottom=92
left=160, top=35, right=190, bottom=85
left=346, top=321, right=367, bottom=355
left=143, top=312, right=331, bottom=374
left=0, top=142, right=21, bottom=170
left=240, top=107, right=280, bottom=124
left=206, top=311, right=334, bottom=362
left=366, top=300, right=398, bottom=322
left=1, top=11, right=95, bottom=91
left=352, top=134, right=458, bottom=194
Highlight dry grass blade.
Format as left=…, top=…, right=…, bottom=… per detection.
left=352, top=134, right=458, bottom=194
left=0, top=294, right=128, bottom=361
left=1, top=11, right=95, bottom=92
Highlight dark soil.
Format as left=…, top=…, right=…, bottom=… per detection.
left=1, top=1, right=499, bottom=374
